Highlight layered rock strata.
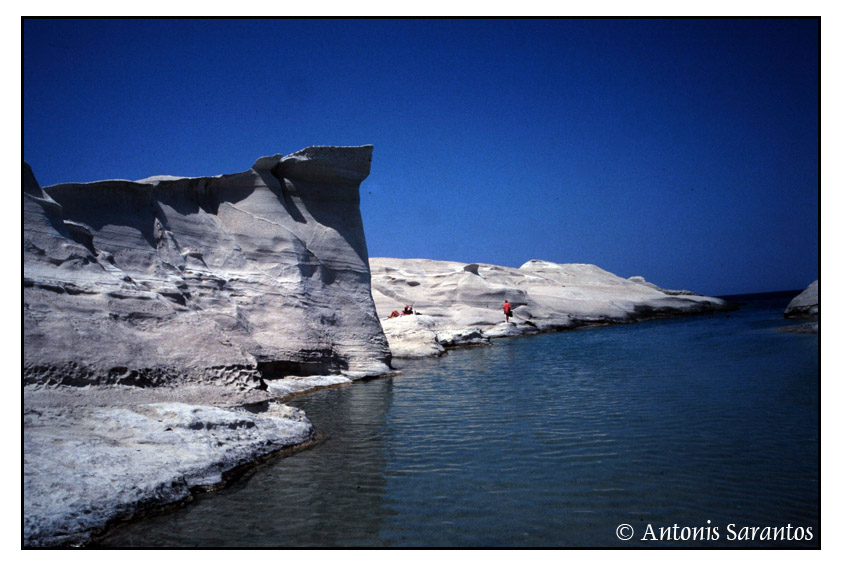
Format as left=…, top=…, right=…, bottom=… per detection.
left=23, top=146, right=391, bottom=546
left=24, top=146, right=391, bottom=387
left=371, top=258, right=734, bottom=357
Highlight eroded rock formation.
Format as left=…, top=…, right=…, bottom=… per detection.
left=24, top=146, right=391, bottom=388
left=784, top=280, right=819, bottom=319
left=371, top=258, right=734, bottom=357
left=24, top=147, right=393, bottom=546
left=24, top=395, right=314, bottom=547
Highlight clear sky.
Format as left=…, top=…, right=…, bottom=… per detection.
left=23, top=18, right=819, bottom=297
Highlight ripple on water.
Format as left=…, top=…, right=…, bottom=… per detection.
left=99, top=297, right=818, bottom=547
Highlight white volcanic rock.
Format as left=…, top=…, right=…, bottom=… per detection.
left=484, top=322, right=531, bottom=338
left=380, top=315, right=446, bottom=358
left=784, top=280, right=819, bottom=319
left=627, top=275, right=696, bottom=295
left=264, top=374, right=353, bottom=398
left=23, top=147, right=392, bottom=546
left=435, top=327, right=489, bottom=347
left=371, top=257, right=732, bottom=356
left=23, top=146, right=391, bottom=387
left=23, top=394, right=314, bottom=547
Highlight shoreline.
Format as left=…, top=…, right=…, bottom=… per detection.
left=370, top=257, right=738, bottom=359
left=23, top=146, right=811, bottom=547
left=23, top=385, right=315, bottom=547
left=23, top=302, right=737, bottom=548
left=82, top=296, right=812, bottom=546
left=87, top=433, right=325, bottom=548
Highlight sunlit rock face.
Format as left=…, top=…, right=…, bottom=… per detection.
left=370, top=257, right=733, bottom=356
left=784, top=280, right=818, bottom=319
left=23, top=146, right=391, bottom=388
left=23, top=399, right=314, bottom=547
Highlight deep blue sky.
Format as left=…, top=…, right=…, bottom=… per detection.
left=23, top=18, right=819, bottom=296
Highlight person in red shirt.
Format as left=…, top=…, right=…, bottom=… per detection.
left=503, top=300, right=512, bottom=323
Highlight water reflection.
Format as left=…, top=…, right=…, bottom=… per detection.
left=100, top=295, right=818, bottom=548
left=100, top=377, right=397, bottom=547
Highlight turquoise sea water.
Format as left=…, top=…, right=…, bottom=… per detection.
left=99, top=292, right=819, bottom=548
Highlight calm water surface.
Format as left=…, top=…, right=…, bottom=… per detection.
left=101, top=292, right=819, bottom=547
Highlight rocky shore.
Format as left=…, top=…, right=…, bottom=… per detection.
left=24, top=385, right=313, bottom=547
left=371, top=258, right=735, bottom=358
left=781, top=280, right=819, bottom=334
left=784, top=280, right=819, bottom=320
left=24, top=146, right=736, bottom=547
left=23, top=147, right=391, bottom=546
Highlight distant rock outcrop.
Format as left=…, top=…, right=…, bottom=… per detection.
left=372, top=258, right=733, bottom=357
left=23, top=146, right=391, bottom=388
left=784, top=280, right=819, bottom=320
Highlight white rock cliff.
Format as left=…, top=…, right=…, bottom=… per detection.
left=371, top=257, right=733, bottom=357
left=23, top=146, right=390, bottom=546
left=24, top=146, right=391, bottom=387
left=24, top=146, right=736, bottom=545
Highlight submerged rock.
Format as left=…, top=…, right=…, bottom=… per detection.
left=371, top=257, right=733, bottom=356
left=778, top=322, right=819, bottom=334
left=263, top=374, right=353, bottom=399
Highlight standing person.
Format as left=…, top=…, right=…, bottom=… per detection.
left=503, top=300, right=512, bottom=323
